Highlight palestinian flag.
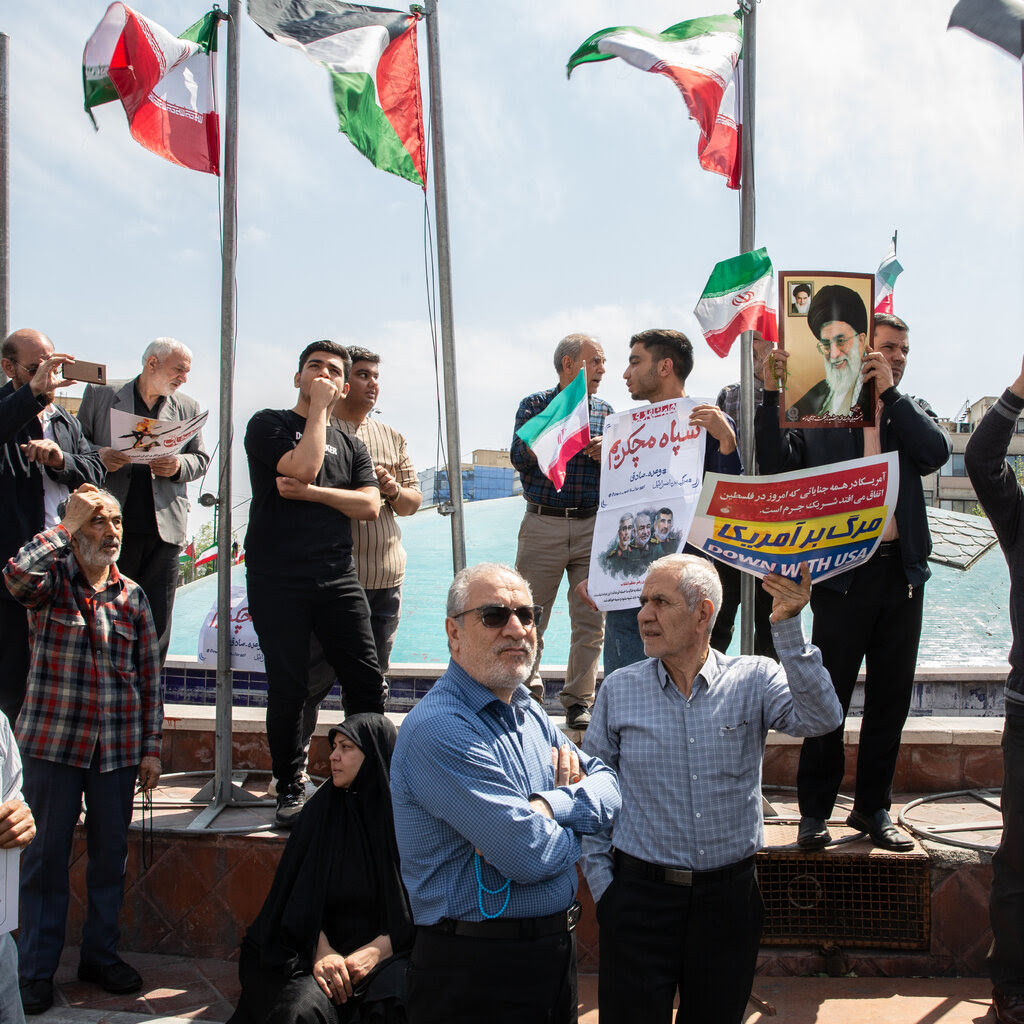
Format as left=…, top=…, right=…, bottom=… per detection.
left=694, top=248, right=778, bottom=358
left=179, top=541, right=195, bottom=565
left=568, top=14, right=743, bottom=189
left=874, top=236, right=904, bottom=314
left=515, top=370, right=590, bottom=492
left=248, top=0, right=426, bottom=187
left=195, top=544, right=218, bottom=567
left=83, top=4, right=221, bottom=175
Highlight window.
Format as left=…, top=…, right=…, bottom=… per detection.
left=940, top=454, right=967, bottom=477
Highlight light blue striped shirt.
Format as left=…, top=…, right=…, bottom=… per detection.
left=392, top=660, right=621, bottom=924
left=581, top=616, right=841, bottom=901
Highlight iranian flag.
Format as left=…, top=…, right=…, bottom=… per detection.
left=195, top=544, right=218, bottom=567
left=83, top=4, right=220, bottom=175
left=248, top=0, right=426, bottom=187
left=874, top=236, right=904, bottom=314
left=567, top=14, right=743, bottom=189
left=694, top=248, right=778, bottom=358
left=515, top=370, right=590, bottom=492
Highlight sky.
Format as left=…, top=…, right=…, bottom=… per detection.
left=3, top=0, right=1023, bottom=542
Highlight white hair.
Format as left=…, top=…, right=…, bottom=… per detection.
left=446, top=562, right=532, bottom=618
left=142, top=337, right=192, bottom=366
left=647, top=553, right=723, bottom=634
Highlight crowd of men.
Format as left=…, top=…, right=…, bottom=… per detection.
left=6, top=317, right=1024, bottom=1024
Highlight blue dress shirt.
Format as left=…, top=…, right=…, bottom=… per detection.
left=581, top=616, right=841, bottom=900
left=391, top=660, right=621, bottom=923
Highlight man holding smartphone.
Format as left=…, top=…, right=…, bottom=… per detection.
left=0, top=328, right=105, bottom=722
left=77, top=338, right=209, bottom=665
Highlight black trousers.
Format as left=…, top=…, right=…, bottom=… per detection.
left=797, top=551, right=924, bottom=818
left=117, top=531, right=180, bottom=667
left=990, top=705, right=1024, bottom=995
left=247, top=571, right=385, bottom=788
left=711, top=562, right=779, bottom=661
left=0, top=598, right=30, bottom=723
left=407, top=926, right=577, bottom=1024
left=596, top=862, right=763, bottom=1024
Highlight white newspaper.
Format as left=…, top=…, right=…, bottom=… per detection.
left=109, top=408, right=208, bottom=465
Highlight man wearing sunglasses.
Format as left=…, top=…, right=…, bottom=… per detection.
left=0, top=329, right=105, bottom=724
left=391, top=562, right=621, bottom=1024
left=790, top=285, right=872, bottom=421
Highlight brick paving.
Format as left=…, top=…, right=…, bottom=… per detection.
left=31, top=957, right=996, bottom=1024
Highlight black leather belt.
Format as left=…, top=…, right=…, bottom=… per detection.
left=874, top=540, right=901, bottom=558
left=614, top=850, right=755, bottom=887
left=525, top=501, right=597, bottom=520
left=424, top=901, right=581, bottom=940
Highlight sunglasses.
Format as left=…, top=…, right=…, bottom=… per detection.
left=456, top=604, right=542, bottom=628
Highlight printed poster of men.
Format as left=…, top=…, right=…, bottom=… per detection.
left=599, top=505, right=685, bottom=578
left=778, top=271, right=875, bottom=429
left=589, top=397, right=706, bottom=609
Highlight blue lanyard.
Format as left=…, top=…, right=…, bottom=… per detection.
left=474, top=852, right=511, bottom=919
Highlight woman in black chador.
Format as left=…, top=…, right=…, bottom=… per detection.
left=230, top=714, right=412, bottom=1024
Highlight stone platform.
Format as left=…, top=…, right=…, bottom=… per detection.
left=52, top=709, right=1003, bottom=978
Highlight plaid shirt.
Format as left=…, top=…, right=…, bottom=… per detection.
left=715, top=379, right=765, bottom=473
left=4, top=526, right=162, bottom=771
left=510, top=386, right=612, bottom=509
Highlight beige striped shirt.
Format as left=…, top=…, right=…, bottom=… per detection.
left=333, top=416, right=419, bottom=589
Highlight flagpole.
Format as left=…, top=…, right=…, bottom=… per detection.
left=189, top=0, right=255, bottom=827
left=738, top=0, right=757, bottom=655
left=420, top=0, right=467, bottom=574
left=0, top=33, right=9, bottom=352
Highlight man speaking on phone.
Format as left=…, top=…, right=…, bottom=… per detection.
left=0, top=328, right=105, bottom=721
left=77, top=338, right=209, bottom=665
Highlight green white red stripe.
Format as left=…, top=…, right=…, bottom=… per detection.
left=694, top=247, right=778, bottom=358
left=874, top=236, right=904, bottom=314
left=567, top=14, right=742, bottom=189
left=248, top=0, right=426, bottom=187
left=83, top=4, right=220, bottom=175
left=515, top=370, right=590, bottom=492
left=195, top=544, right=218, bottom=567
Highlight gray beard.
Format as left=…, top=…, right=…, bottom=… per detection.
left=824, top=348, right=863, bottom=413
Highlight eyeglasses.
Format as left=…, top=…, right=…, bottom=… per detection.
left=456, top=604, right=543, bottom=628
left=13, top=360, right=40, bottom=375
left=816, top=334, right=861, bottom=356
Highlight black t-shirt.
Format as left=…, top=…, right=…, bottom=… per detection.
left=244, top=408, right=377, bottom=579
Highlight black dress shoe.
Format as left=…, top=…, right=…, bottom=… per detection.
left=994, top=988, right=1024, bottom=1024
left=78, top=958, right=143, bottom=994
left=19, top=978, right=53, bottom=1015
left=566, top=704, right=592, bottom=730
left=846, top=808, right=914, bottom=851
left=797, top=815, right=831, bottom=850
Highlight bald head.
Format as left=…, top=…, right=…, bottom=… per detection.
left=2, top=328, right=53, bottom=365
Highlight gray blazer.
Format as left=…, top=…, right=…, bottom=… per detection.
left=77, top=378, right=209, bottom=546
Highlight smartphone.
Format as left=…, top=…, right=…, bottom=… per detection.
left=61, top=359, right=107, bottom=385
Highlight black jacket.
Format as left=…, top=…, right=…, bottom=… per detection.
left=0, top=380, right=105, bottom=598
left=756, top=386, right=951, bottom=593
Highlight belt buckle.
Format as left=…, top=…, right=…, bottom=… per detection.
left=566, top=901, right=581, bottom=931
left=664, top=867, right=693, bottom=886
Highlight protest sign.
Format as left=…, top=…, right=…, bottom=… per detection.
left=778, top=271, right=875, bottom=429
left=109, top=407, right=208, bottom=464
left=588, top=397, right=707, bottom=610
left=198, top=585, right=265, bottom=672
left=688, top=453, right=899, bottom=583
